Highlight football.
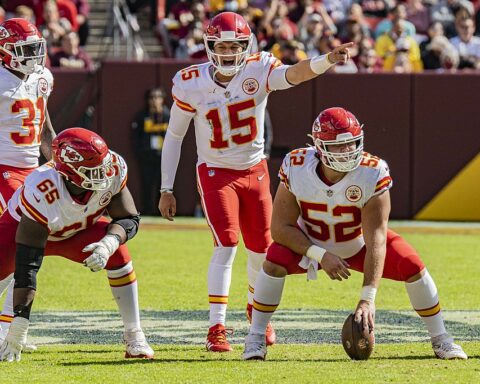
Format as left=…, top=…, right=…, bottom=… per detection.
left=341, top=313, right=375, bottom=360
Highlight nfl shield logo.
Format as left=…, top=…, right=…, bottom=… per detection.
left=208, top=170, right=215, bottom=177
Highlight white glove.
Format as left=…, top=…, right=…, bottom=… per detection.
left=0, top=317, right=29, bottom=362
left=82, top=234, right=121, bottom=272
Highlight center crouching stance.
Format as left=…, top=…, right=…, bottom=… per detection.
left=243, top=107, right=467, bottom=361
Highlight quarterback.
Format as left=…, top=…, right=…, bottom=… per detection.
left=0, top=18, right=56, bottom=341
left=243, top=107, right=467, bottom=361
left=158, top=11, right=353, bottom=352
left=0, top=128, right=153, bottom=362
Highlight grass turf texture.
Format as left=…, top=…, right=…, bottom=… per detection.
left=27, top=224, right=480, bottom=311
left=2, top=344, right=479, bottom=384
left=1, top=220, right=479, bottom=382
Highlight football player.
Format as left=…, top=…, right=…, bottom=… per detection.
left=158, top=11, right=353, bottom=352
left=0, top=128, right=154, bottom=362
left=243, top=107, right=467, bottom=361
left=0, top=18, right=56, bottom=347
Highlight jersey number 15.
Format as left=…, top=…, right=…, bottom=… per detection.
left=206, top=99, right=257, bottom=149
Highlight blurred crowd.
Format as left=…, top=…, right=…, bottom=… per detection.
left=158, top=0, right=480, bottom=72
left=2, top=0, right=480, bottom=72
left=0, top=0, right=93, bottom=70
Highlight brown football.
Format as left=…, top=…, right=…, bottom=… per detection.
left=341, top=313, right=375, bottom=360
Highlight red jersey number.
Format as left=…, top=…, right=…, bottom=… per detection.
left=208, top=99, right=258, bottom=149
left=11, top=97, right=46, bottom=145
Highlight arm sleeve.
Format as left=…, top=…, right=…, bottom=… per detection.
left=267, top=64, right=294, bottom=91
left=161, top=103, right=193, bottom=189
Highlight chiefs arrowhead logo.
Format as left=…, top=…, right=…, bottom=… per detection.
left=60, top=146, right=84, bottom=163
left=0, top=27, right=10, bottom=39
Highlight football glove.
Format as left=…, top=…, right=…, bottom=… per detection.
left=0, top=317, right=29, bottom=362
left=82, top=234, right=120, bottom=272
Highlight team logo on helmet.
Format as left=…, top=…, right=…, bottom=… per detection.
left=99, top=191, right=113, bottom=206
left=0, top=26, right=10, bottom=39
left=38, top=78, right=48, bottom=94
left=345, top=185, right=362, bottom=202
left=242, top=78, right=259, bottom=95
left=60, top=146, right=84, bottom=163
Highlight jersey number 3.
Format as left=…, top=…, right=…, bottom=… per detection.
left=11, top=97, right=46, bottom=145
left=206, top=99, right=257, bottom=149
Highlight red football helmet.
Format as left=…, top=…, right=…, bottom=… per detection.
left=204, top=12, right=253, bottom=76
left=52, top=128, right=115, bottom=191
left=0, top=18, right=46, bottom=75
left=310, top=107, right=364, bottom=172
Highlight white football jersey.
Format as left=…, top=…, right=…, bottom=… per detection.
left=8, top=151, right=128, bottom=241
left=0, top=65, right=54, bottom=168
left=172, top=51, right=283, bottom=169
left=279, top=147, right=393, bottom=259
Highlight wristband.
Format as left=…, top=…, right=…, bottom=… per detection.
left=309, top=54, right=335, bottom=75
left=160, top=188, right=174, bottom=194
left=360, top=285, right=377, bottom=303
left=306, top=245, right=326, bottom=263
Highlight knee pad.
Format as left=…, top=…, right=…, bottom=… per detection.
left=210, top=246, right=237, bottom=267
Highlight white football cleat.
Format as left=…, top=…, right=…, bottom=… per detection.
left=431, top=333, right=468, bottom=360
left=124, top=328, right=154, bottom=359
left=243, top=333, right=267, bottom=360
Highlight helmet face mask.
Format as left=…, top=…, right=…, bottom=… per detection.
left=65, top=153, right=115, bottom=191
left=52, top=128, right=115, bottom=192
left=310, top=108, right=364, bottom=173
left=0, top=19, right=46, bottom=75
left=204, top=12, right=253, bottom=77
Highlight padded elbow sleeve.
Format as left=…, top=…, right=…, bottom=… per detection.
left=14, top=244, right=44, bottom=290
left=111, top=214, right=140, bottom=241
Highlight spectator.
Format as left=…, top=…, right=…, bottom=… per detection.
left=405, top=0, right=431, bottom=36
left=430, top=0, right=474, bottom=38
left=50, top=31, right=93, bottom=70
left=209, top=0, right=248, bottom=13
left=158, top=0, right=193, bottom=57
left=34, top=0, right=78, bottom=31
left=357, top=47, right=383, bottom=72
left=356, top=0, right=394, bottom=30
left=392, top=46, right=414, bottom=73
left=276, top=39, right=308, bottom=64
left=298, top=13, right=325, bottom=57
left=175, top=21, right=207, bottom=59
left=419, top=21, right=445, bottom=54
left=376, top=19, right=423, bottom=71
left=14, top=5, right=35, bottom=23
left=131, top=87, right=170, bottom=215
left=71, top=0, right=89, bottom=46
left=438, top=44, right=460, bottom=71
left=449, top=18, right=480, bottom=69
left=375, top=4, right=416, bottom=38
left=39, top=0, right=72, bottom=49
left=422, top=35, right=452, bottom=69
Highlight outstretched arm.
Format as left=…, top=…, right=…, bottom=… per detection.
left=285, top=42, right=354, bottom=85
left=40, top=109, right=56, bottom=161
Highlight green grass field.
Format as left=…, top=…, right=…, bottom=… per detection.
left=1, top=219, right=480, bottom=383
